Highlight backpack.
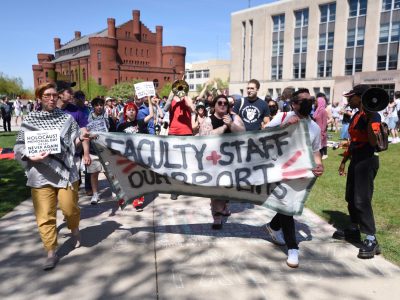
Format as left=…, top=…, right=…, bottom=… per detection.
left=375, top=122, right=389, bottom=152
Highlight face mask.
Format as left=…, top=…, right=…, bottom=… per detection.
left=269, top=107, right=278, bottom=116
left=298, top=100, right=313, bottom=117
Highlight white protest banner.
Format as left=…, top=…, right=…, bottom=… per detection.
left=92, top=120, right=317, bottom=215
left=134, top=81, right=156, bottom=99
left=25, top=129, right=61, bottom=156
left=87, top=119, right=108, bottom=133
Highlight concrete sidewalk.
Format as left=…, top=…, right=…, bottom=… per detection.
left=0, top=177, right=399, bottom=300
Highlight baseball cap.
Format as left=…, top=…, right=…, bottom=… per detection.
left=343, top=84, right=370, bottom=98
left=196, top=101, right=205, bottom=109
left=56, top=80, right=76, bottom=93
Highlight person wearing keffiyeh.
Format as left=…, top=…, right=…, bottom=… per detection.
left=14, top=82, right=91, bottom=271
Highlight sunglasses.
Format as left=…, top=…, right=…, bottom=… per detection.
left=216, top=101, right=228, bottom=106
left=292, top=98, right=312, bottom=104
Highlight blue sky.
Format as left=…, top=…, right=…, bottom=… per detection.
left=0, top=0, right=274, bottom=89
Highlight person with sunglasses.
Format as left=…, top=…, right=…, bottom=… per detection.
left=265, top=88, right=324, bottom=268
left=199, top=95, right=245, bottom=229
left=232, top=79, right=270, bottom=131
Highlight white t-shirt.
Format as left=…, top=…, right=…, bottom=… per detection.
left=267, top=111, right=321, bottom=153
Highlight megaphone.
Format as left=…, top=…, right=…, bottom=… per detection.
left=361, top=87, right=389, bottom=112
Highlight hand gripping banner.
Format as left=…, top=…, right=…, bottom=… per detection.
left=93, top=120, right=317, bottom=215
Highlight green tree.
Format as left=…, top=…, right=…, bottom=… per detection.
left=0, top=72, right=25, bottom=97
left=195, top=77, right=229, bottom=94
left=77, top=77, right=107, bottom=100
left=158, top=82, right=172, bottom=98
left=108, top=80, right=143, bottom=99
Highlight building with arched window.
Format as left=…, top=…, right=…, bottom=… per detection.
left=32, top=10, right=186, bottom=90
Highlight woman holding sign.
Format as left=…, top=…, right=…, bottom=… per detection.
left=14, top=82, right=90, bottom=271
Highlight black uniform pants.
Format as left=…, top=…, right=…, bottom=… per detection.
left=345, top=155, right=379, bottom=235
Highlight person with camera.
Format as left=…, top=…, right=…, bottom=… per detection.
left=333, top=84, right=382, bottom=259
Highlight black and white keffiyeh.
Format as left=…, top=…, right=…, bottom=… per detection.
left=14, top=108, right=80, bottom=181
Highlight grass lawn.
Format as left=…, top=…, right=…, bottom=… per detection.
left=0, top=131, right=30, bottom=218
left=307, top=132, right=400, bottom=265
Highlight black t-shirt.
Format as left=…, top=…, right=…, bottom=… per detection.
left=232, top=97, right=270, bottom=131
left=210, top=114, right=231, bottom=133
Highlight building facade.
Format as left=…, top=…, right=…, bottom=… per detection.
left=230, top=0, right=400, bottom=102
left=32, top=10, right=186, bottom=90
left=185, top=60, right=230, bottom=97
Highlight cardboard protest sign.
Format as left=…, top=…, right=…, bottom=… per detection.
left=87, top=119, right=108, bottom=133
left=92, top=120, right=317, bottom=215
left=134, top=81, right=156, bottom=99
left=25, top=129, right=61, bottom=156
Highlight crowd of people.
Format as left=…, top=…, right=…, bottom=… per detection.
left=11, top=78, right=396, bottom=271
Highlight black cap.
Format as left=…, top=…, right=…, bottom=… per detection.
left=56, top=80, right=76, bottom=93
left=343, top=84, right=370, bottom=98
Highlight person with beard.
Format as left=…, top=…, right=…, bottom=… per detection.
left=199, top=95, right=245, bottom=229
left=265, top=88, right=324, bottom=268
left=232, top=79, right=270, bottom=131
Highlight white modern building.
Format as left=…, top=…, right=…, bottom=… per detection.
left=230, top=0, right=400, bottom=102
left=185, top=60, right=230, bottom=97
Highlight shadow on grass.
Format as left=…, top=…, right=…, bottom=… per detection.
left=0, top=159, right=30, bottom=217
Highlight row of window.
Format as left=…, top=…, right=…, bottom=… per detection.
left=125, top=31, right=149, bottom=40
left=124, top=47, right=150, bottom=57
left=122, top=60, right=150, bottom=66
left=267, top=87, right=331, bottom=98
left=56, top=44, right=89, bottom=58
left=185, top=70, right=210, bottom=79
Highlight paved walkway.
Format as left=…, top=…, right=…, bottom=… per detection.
left=0, top=175, right=400, bottom=300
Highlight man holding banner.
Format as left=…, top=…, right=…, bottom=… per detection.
left=265, top=88, right=324, bottom=268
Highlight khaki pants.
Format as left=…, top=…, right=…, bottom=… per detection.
left=31, top=182, right=80, bottom=251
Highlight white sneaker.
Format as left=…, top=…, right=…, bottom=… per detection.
left=90, top=193, right=99, bottom=205
left=266, top=223, right=286, bottom=246
left=287, top=249, right=299, bottom=268
left=322, top=155, right=328, bottom=160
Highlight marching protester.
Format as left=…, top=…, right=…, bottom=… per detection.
left=86, top=97, right=116, bottom=205
left=199, top=94, right=245, bottom=229
left=265, top=88, right=324, bottom=268
left=267, top=99, right=279, bottom=120
left=333, top=84, right=382, bottom=259
left=232, top=79, right=270, bottom=130
left=313, top=93, right=329, bottom=159
left=166, top=80, right=195, bottom=200
left=191, top=101, right=208, bottom=136
left=117, top=101, right=147, bottom=212
left=13, top=82, right=91, bottom=270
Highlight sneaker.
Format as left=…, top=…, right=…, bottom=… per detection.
left=332, top=228, right=361, bottom=243
left=211, top=213, right=223, bottom=230
left=287, top=249, right=299, bottom=268
left=265, top=223, right=286, bottom=246
left=358, top=238, right=381, bottom=259
left=90, top=193, right=99, bottom=205
left=322, top=155, right=328, bottom=160
left=135, top=205, right=143, bottom=212
left=170, top=194, right=178, bottom=200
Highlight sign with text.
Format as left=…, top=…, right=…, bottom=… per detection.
left=25, top=130, right=61, bottom=156
left=87, top=119, right=108, bottom=133
left=134, top=81, right=156, bottom=99
left=93, top=121, right=317, bottom=215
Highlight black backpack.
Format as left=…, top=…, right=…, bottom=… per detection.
left=376, top=122, right=389, bottom=152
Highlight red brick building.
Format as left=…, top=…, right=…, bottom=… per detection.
left=32, top=10, right=186, bottom=90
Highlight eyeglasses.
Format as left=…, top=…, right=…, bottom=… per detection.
left=42, top=93, right=59, bottom=99
left=216, top=101, right=228, bottom=106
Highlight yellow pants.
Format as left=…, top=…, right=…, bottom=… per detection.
left=31, top=182, right=80, bottom=251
